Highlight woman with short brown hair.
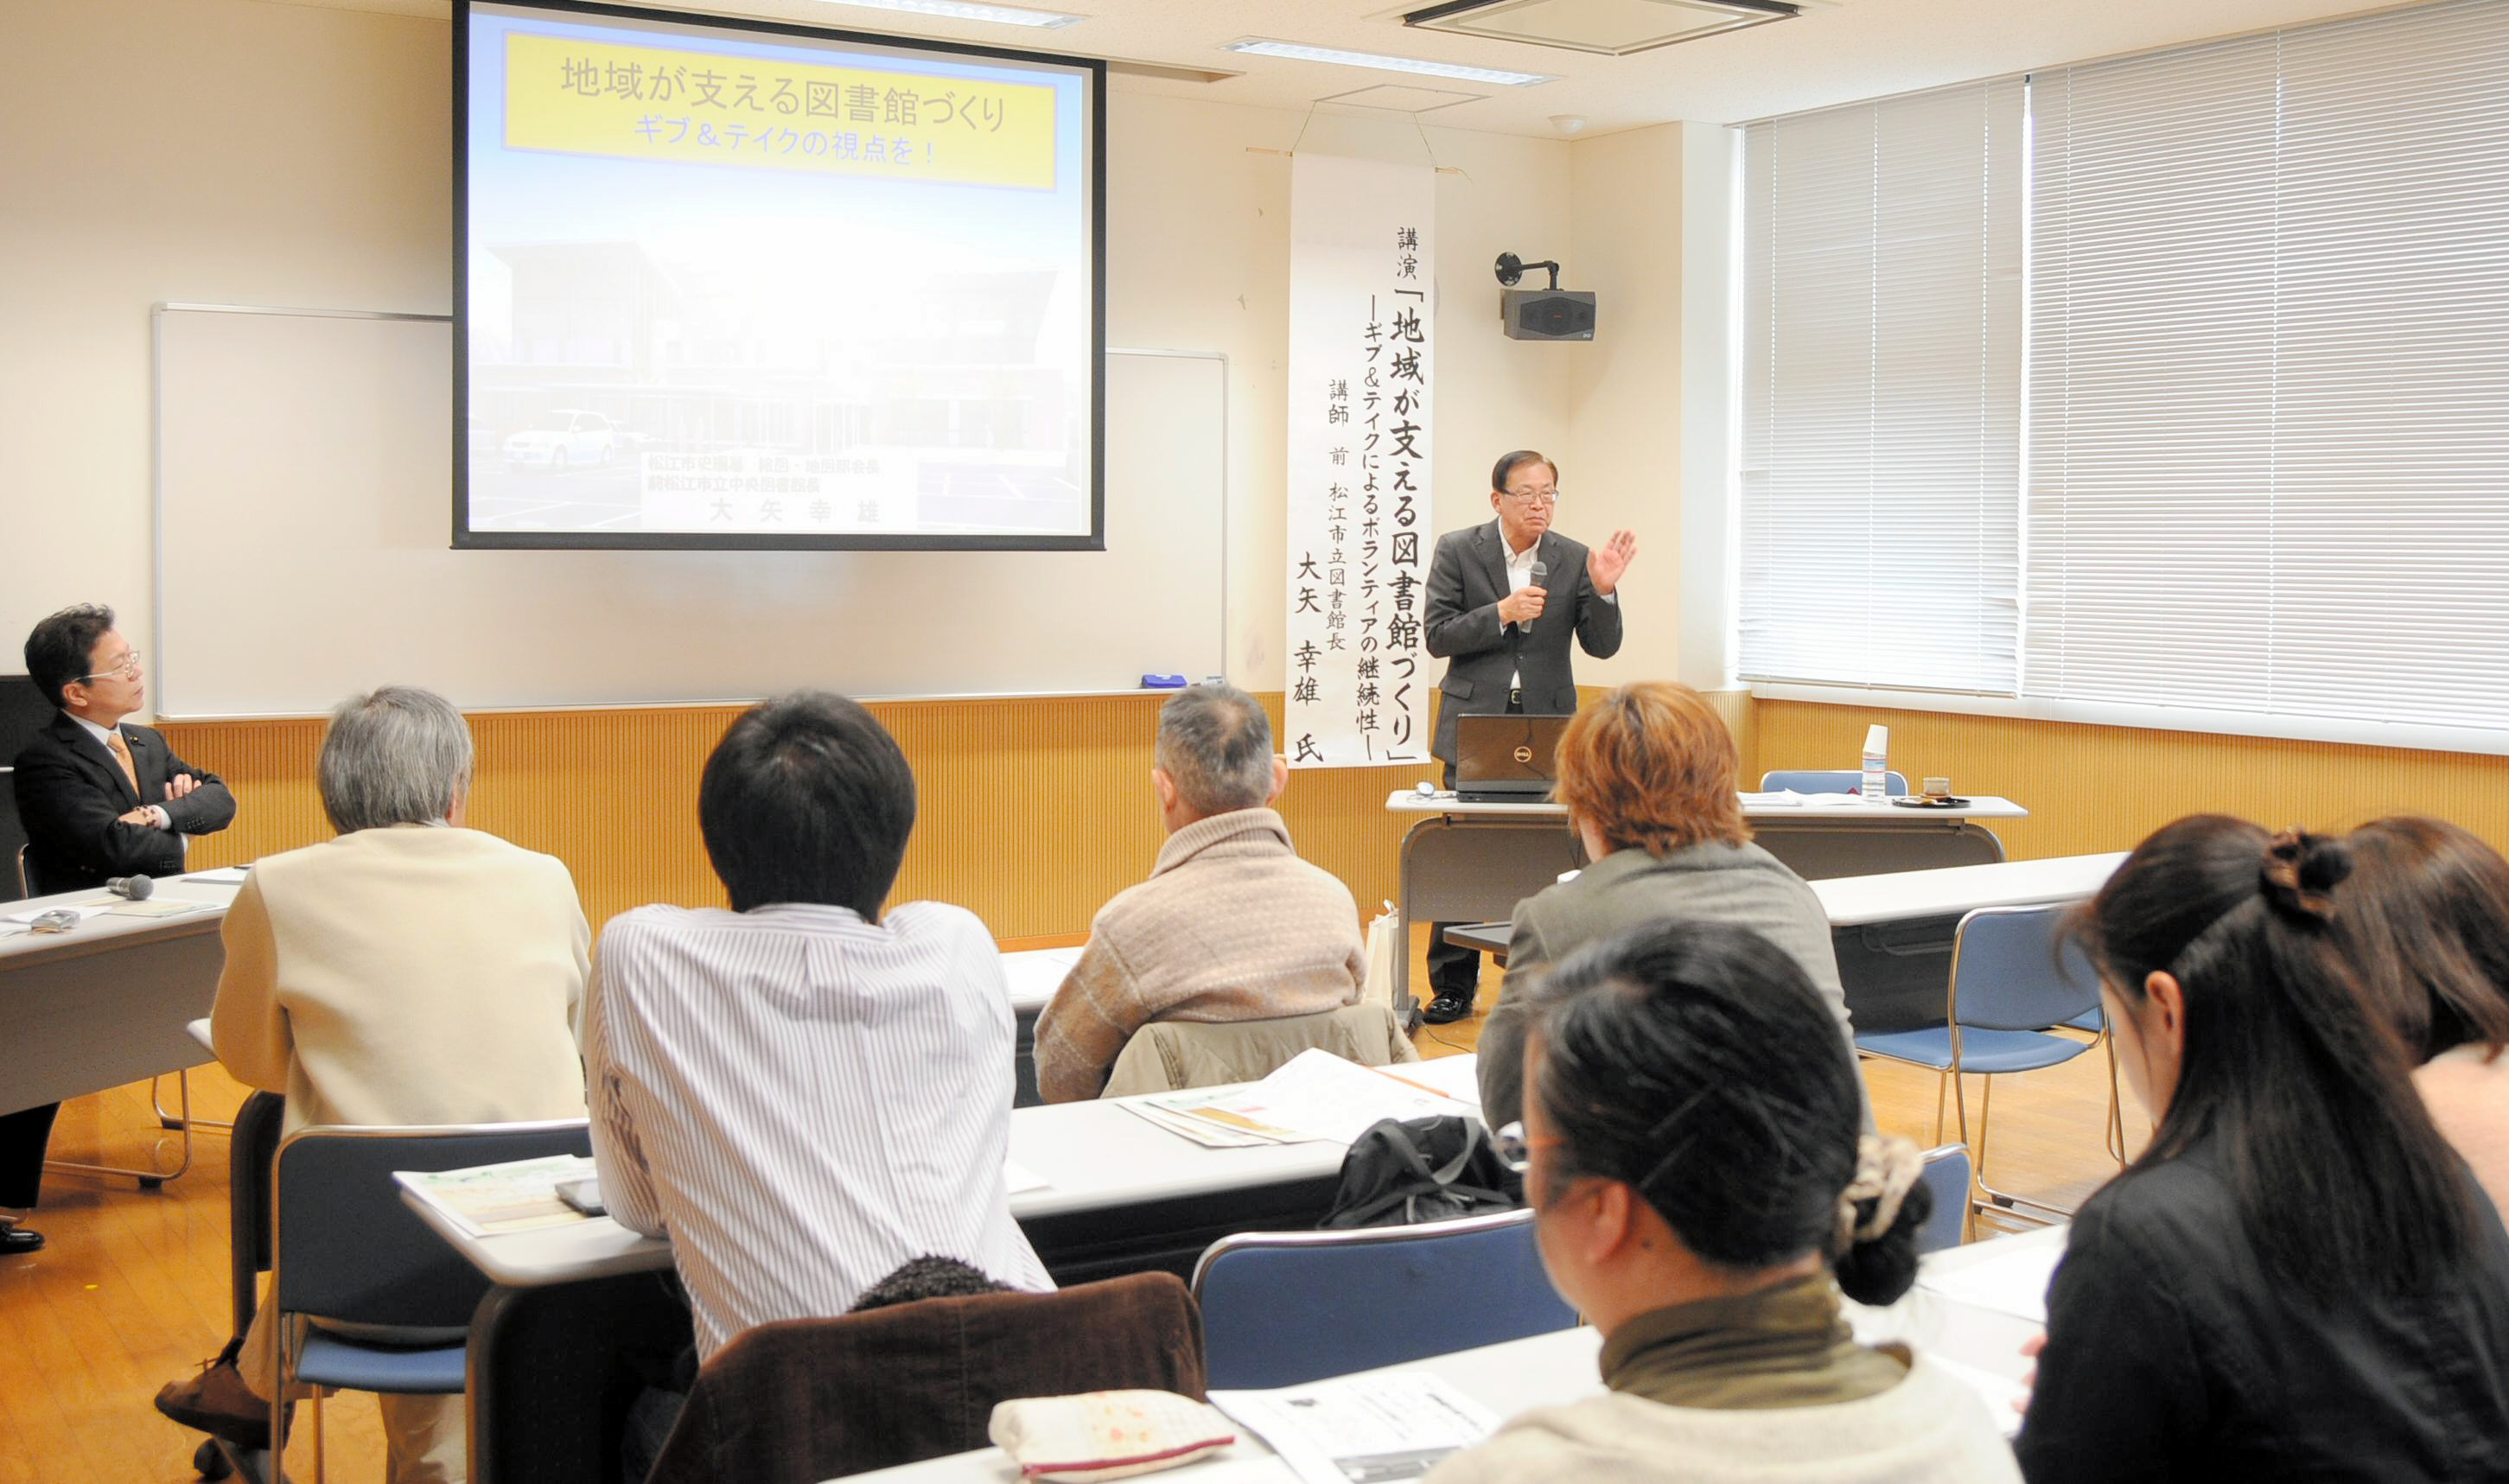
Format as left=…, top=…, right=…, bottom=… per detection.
left=1476, top=681, right=1851, bottom=1127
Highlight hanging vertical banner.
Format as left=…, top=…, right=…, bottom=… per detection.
left=1286, top=153, right=1435, bottom=768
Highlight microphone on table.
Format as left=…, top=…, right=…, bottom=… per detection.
left=107, top=875, right=154, bottom=901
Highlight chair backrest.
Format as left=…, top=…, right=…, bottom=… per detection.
left=1759, top=768, right=1911, bottom=797
left=1101, top=1002, right=1419, bottom=1099
left=272, top=1120, right=592, bottom=1328
left=1190, top=1207, right=1577, bottom=1389
left=1949, top=904, right=2102, bottom=1033
left=1914, top=1144, right=1972, bottom=1254
left=645, top=1271, right=1205, bottom=1484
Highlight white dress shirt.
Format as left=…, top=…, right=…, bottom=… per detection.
left=584, top=898, right=1052, bottom=1359
left=1501, top=535, right=1614, bottom=688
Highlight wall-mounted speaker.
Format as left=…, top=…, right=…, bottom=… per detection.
left=1501, top=289, right=1597, bottom=341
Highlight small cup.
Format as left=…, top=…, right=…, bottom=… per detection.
left=1922, top=776, right=1952, bottom=800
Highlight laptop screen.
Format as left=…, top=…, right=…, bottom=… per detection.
left=1455, top=713, right=1572, bottom=792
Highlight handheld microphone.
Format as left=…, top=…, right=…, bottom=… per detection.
left=107, top=875, right=154, bottom=901
left=1525, top=562, right=1549, bottom=630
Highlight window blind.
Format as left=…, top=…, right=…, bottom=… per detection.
left=1739, top=79, right=2024, bottom=692
left=2025, top=0, right=2509, bottom=729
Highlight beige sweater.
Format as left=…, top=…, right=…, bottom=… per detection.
left=2420, top=1041, right=2509, bottom=1218
left=1034, top=807, right=1366, bottom=1103
left=1422, top=1355, right=2022, bottom=1484
left=211, top=824, right=591, bottom=1135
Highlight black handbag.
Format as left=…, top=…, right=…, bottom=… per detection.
left=1319, top=1114, right=1523, bottom=1229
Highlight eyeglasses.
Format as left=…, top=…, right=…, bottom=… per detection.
left=1501, top=487, right=1560, bottom=507
left=78, top=649, right=142, bottom=683
left=1492, top=1120, right=1563, bottom=1175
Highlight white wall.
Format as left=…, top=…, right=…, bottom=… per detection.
left=0, top=0, right=1584, bottom=700
left=1562, top=122, right=1687, bottom=687
left=1105, top=96, right=1577, bottom=688
left=1, top=0, right=452, bottom=691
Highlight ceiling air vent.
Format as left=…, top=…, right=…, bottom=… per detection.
left=1402, top=0, right=1799, bottom=56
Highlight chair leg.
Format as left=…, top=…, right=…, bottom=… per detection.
left=310, top=1391, right=326, bottom=1484
left=271, top=1322, right=292, bottom=1481
left=153, top=1068, right=235, bottom=1137
left=2103, top=1034, right=2127, bottom=1167
left=1972, top=1070, right=2079, bottom=1226
left=45, top=1086, right=196, bottom=1188
left=1931, top=1070, right=1950, bottom=1147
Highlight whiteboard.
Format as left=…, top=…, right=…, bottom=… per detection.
left=154, top=305, right=1226, bottom=717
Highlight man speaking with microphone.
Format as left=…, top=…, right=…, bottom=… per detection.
left=1418, top=450, right=1635, bottom=1025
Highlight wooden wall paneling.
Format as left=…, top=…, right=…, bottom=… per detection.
left=1754, top=700, right=2509, bottom=861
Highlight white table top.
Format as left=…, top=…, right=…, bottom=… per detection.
left=1385, top=790, right=2028, bottom=821
left=0, top=875, right=240, bottom=967
left=997, top=947, right=1077, bottom=1015
left=405, top=1054, right=1485, bottom=1288
left=1812, top=852, right=2128, bottom=927
left=843, top=1224, right=2068, bottom=1482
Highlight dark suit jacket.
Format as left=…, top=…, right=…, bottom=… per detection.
left=11, top=711, right=236, bottom=892
left=1423, top=519, right=1624, bottom=763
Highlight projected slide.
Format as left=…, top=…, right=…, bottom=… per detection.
left=458, top=1, right=1101, bottom=549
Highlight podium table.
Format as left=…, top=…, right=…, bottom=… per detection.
left=1385, top=791, right=2028, bottom=1004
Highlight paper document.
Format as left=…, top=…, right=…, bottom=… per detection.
left=1003, top=1158, right=1050, bottom=1195
left=1917, top=1235, right=2067, bottom=1326
left=1926, top=1353, right=2028, bottom=1438
left=396, top=1154, right=599, bottom=1238
left=105, top=898, right=219, bottom=919
left=1212, top=1373, right=1500, bottom=1484
left=1393, top=1054, right=1481, bottom=1106
left=1136, top=1049, right=1480, bottom=1149
left=181, top=865, right=252, bottom=884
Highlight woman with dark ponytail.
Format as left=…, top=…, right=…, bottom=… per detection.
left=2339, top=815, right=2509, bottom=1215
left=2018, top=816, right=2509, bottom=1482
left=1425, top=920, right=2017, bottom=1484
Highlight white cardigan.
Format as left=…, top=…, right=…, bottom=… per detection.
left=1422, top=1355, right=2021, bottom=1484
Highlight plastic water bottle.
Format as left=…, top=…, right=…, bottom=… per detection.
left=1861, top=724, right=1889, bottom=804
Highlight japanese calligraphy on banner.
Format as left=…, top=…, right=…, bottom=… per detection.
left=505, top=33, right=1057, bottom=189
left=1285, top=154, right=1435, bottom=768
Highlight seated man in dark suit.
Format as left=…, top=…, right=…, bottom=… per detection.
left=3, top=603, right=237, bottom=1255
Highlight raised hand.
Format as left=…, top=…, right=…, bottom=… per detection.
left=1588, top=529, right=1639, bottom=596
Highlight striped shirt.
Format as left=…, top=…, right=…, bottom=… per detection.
left=584, top=899, right=1052, bottom=1359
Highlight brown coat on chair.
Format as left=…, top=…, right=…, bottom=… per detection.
left=644, top=1271, right=1207, bottom=1484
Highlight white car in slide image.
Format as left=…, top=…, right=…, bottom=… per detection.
left=501, top=409, right=620, bottom=471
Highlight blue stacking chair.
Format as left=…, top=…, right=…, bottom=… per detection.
left=269, top=1119, right=593, bottom=1482
left=1759, top=768, right=1910, bottom=796
left=1914, top=1144, right=1974, bottom=1253
left=1190, top=1208, right=1577, bottom=1389
left=1854, top=905, right=2108, bottom=1226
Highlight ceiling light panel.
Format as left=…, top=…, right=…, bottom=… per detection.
left=1219, top=38, right=1555, bottom=87
left=1404, top=0, right=1799, bottom=56
left=809, top=0, right=1087, bottom=29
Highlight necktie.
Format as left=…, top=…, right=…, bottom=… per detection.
left=105, top=730, right=141, bottom=798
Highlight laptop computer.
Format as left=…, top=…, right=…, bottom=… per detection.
left=1455, top=713, right=1572, bottom=804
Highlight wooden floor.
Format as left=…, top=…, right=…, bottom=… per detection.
left=1, top=931, right=2141, bottom=1482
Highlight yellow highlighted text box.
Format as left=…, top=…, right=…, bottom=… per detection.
left=504, top=33, right=1057, bottom=190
